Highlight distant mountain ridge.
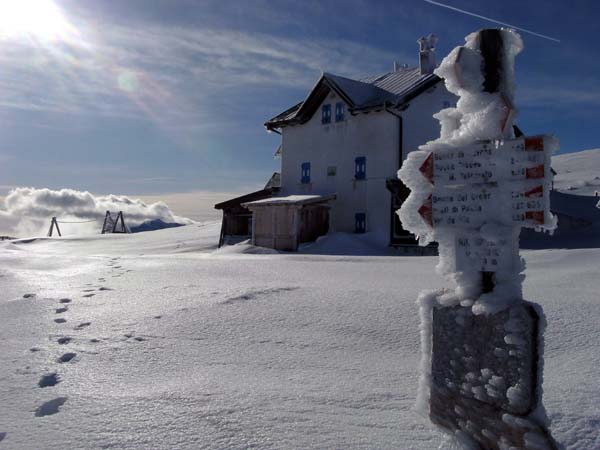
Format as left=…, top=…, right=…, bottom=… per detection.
left=129, top=219, right=184, bottom=233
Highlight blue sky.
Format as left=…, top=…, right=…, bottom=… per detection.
left=0, top=0, right=598, bottom=203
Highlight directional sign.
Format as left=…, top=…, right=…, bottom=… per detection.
left=454, top=232, right=517, bottom=273
left=418, top=136, right=554, bottom=188
left=405, top=29, right=560, bottom=450
left=418, top=182, right=549, bottom=229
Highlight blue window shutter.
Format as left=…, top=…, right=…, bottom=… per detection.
left=335, top=102, right=345, bottom=121
left=301, top=162, right=311, bottom=184
left=355, top=213, right=366, bottom=233
left=322, top=104, right=331, bottom=124
left=355, top=156, right=366, bottom=180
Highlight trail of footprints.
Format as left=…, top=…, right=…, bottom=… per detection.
left=19, top=256, right=145, bottom=423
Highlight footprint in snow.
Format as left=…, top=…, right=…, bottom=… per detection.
left=38, top=372, right=60, bottom=388
left=153, top=315, right=162, bottom=319
left=55, top=307, right=68, bottom=314
left=57, top=337, right=72, bottom=345
left=74, top=322, right=91, bottom=330
left=82, top=293, right=95, bottom=298
left=0, top=432, right=6, bottom=442
left=34, top=397, right=67, bottom=417
left=23, top=293, right=36, bottom=299
left=57, top=352, right=76, bottom=363
left=59, top=298, right=71, bottom=304
left=98, top=287, right=112, bottom=291
left=54, top=318, right=67, bottom=324
left=29, top=347, right=41, bottom=352
left=82, top=289, right=95, bottom=293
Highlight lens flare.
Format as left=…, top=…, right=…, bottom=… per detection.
left=117, top=70, right=140, bottom=93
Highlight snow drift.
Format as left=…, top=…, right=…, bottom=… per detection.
left=0, top=187, right=192, bottom=237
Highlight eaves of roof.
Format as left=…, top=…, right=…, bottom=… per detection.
left=265, top=68, right=443, bottom=130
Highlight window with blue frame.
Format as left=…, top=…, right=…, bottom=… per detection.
left=321, top=104, right=331, bottom=124
left=354, top=156, right=366, bottom=180
left=335, top=102, right=345, bottom=122
left=301, top=162, right=311, bottom=184
left=355, top=213, right=366, bottom=234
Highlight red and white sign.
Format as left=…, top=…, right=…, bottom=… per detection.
left=418, top=136, right=553, bottom=188
left=418, top=183, right=548, bottom=229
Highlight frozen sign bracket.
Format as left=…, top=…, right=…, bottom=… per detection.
left=398, top=29, right=559, bottom=449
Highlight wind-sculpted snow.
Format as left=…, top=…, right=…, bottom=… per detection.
left=0, top=187, right=192, bottom=236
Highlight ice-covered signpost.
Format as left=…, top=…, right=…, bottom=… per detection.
left=399, top=29, right=560, bottom=449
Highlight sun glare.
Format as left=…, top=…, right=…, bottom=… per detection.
left=0, top=0, right=74, bottom=41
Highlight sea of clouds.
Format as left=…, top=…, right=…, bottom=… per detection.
left=0, top=187, right=193, bottom=237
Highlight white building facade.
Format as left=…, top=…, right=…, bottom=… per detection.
left=257, top=37, right=457, bottom=248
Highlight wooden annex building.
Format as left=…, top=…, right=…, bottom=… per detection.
left=214, top=173, right=280, bottom=247
left=243, top=194, right=335, bottom=251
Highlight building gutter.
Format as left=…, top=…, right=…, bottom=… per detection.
left=384, top=102, right=404, bottom=169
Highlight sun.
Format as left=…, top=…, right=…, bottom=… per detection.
left=0, top=0, right=74, bottom=41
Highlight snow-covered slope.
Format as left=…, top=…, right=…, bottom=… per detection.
left=552, top=148, right=600, bottom=196
left=0, top=224, right=598, bottom=449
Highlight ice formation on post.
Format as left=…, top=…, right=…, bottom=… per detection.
left=398, top=29, right=560, bottom=449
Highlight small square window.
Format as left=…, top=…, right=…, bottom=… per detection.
left=301, top=162, right=311, bottom=184
left=355, top=213, right=366, bottom=234
left=335, top=102, right=345, bottom=122
left=355, top=156, right=366, bottom=180
left=327, top=166, right=337, bottom=176
left=322, top=104, right=331, bottom=124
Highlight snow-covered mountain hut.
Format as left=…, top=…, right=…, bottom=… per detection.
left=219, top=35, right=458, bottom=250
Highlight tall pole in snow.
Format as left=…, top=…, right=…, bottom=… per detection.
left=398, top=30, right=559, bottom=449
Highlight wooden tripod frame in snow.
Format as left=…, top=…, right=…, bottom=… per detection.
left=47, top=217, right=62, bottom=237
left=101, top=211, right=129, bottom=234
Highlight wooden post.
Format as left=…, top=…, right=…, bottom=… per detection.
left=478, top=28, right=504, bottom=294
left=112, top=211, right=128, bottom=233
left=47, top=217, right=61, bottom=237
left=101, top=211, right=111, bottom=234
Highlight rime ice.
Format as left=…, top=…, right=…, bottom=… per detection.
left=399, top=29, right=559, bottom=449
left=399, top=30, right=556, bottom=304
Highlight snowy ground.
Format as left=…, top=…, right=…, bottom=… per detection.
left=552, top=148, right=600, bottom=196
left=0, top=223, right=598, bottom=449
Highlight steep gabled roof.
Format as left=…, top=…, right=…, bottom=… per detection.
left=265, top=67, right=441, bottom=130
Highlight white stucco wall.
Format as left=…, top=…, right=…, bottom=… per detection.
left=278, top=81, right=456, bottom=238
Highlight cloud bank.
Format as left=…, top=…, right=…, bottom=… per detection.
left=0, top=187, right=193, bottom=237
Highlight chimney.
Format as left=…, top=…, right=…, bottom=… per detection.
left=418, top=33, right=438, bottom=75
left=393, top=61, right=400, bottom=72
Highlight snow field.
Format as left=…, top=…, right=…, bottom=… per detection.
left=0, top=223, right=598, bottom=449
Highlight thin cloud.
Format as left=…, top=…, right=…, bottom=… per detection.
left=0, top=7, right=402, bottom=130
left=519, top=85, right=600, bottom=108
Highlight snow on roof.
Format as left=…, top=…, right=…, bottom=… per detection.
left=265, top=67, right=441, bottom=129
left=324, top=72, right=392, bottom=106
left=242, top=194, right=336, bottom=207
